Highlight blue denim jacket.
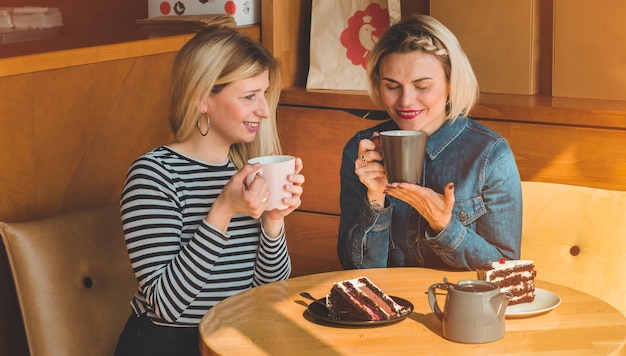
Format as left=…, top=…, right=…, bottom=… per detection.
left=338, top=117, right=522, bottom=270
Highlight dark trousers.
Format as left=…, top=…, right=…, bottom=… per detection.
left=114, top=312, right=200, bottom=356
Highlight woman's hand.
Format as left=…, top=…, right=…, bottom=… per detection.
left=206, top=163, right=271, bottom=231
left=355, top=133, right=387, bottom=208
left=385, top=182, right=455, bottom=233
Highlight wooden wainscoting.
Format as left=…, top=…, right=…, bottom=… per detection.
left=285, top=211, right=342, bottom=277
left=480, top=120, right=626, bottom=191
left=278, top=106, right=374, bottom=215
left=0, top=52, right=176, bottom=222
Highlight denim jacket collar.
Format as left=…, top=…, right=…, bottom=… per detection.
left=426, top=116, right=468, bottom=160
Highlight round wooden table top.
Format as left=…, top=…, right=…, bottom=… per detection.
left=199, top=268, right=626, bottom=355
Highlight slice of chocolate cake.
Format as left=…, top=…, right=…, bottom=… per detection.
left=326, top=276, right=408, bottom=321
left=476, top=259, right=537, bottom=305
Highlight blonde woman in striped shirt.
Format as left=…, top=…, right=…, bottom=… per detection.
left=114, top=26, right=304, bottom=356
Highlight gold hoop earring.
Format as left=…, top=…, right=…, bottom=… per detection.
left=197, top=112, right=210, bottom=136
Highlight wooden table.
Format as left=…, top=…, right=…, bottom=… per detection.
left=199, top=268, right=626, bottom=355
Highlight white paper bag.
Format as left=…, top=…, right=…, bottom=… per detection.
left=307, top=0, right=400, bottom=90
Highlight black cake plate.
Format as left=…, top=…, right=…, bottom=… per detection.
left=306, top=296, right=414, bottom=326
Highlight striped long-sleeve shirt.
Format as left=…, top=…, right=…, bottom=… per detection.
left=120, top=146, right=291, bottom=327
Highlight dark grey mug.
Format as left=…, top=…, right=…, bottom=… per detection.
left=380, top=130, right=427, bottom=183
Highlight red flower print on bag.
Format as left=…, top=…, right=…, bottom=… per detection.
left=339, top=3, right=390, bottom=69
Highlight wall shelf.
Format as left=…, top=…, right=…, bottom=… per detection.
left=0, top=26, right=259, bottom=77
left=280, top=87, right=626, bottom=130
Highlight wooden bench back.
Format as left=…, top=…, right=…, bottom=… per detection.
left=521, top=181, right=626, bottom=316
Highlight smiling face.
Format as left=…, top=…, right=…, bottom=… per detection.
left=378, top=51, right=450, bottom=135
left=203, top=69, right=271, bottom=147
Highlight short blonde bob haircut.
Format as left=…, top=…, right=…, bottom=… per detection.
left=169, top=25, right=282, bottom=169
left=367, top=14, right=479, bottom=121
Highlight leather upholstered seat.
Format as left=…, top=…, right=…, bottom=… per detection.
left=521, top=181, right=626, bottom=317
left=0, top=205, right=136, bottom=356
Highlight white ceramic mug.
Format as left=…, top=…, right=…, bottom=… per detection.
left=247, top=155, right=295, bottom=210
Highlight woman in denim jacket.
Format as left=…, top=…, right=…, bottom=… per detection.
left=338, top=15, right=522, bottom=271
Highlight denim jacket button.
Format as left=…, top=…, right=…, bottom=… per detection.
left=459, top=211, right=468, bottom=222
left=411, top=233, right=420, bottom=243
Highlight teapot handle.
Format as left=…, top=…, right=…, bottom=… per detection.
left=427, top=283, right=446, bottom=321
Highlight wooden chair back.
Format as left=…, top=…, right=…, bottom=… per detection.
left=521, top=181, right=626, bottom=316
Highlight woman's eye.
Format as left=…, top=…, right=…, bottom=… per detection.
left=244, top=94, right=256, bottom=100
left=416, top=86, right=429, bottom=90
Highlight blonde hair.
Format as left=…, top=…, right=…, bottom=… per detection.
left=367, top=14, right=479, bottom=121
left=169, top=26, right=282, bottom=169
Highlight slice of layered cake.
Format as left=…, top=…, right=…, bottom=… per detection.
left=326, top=276, right=409, bottom=320
left=476, top=259, right=537, bottom=305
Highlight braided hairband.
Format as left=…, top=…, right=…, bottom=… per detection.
left=415, top=36, right=448, bottom=56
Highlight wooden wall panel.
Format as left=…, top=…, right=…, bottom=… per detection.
left=0, top=74, right=37, bottom=220
left=285, top=211, right=342, bottom=277
left=479, top=120, right=626, bottom=191
left=34, top=60, right=136, bottom=215
left=31, top=54, right=176, bottom=217
left=278, top=106, right=374, bottom=215
left=262, top=0, right=311, bottom=88
left=0, top=53, right=176, bottom=222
